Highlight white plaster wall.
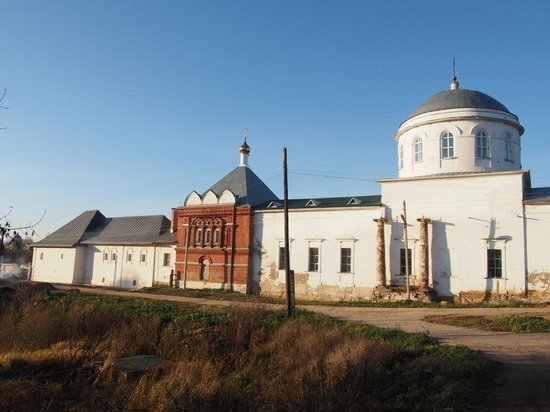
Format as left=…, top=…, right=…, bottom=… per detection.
left=86, top=245, right=176, bottom=289
left=381, top=171, right=527, bottom=297
left=32, top=247, right=79, bottom=284
left=524, top=203, right=550, bottom=294
left=396, top=108, right=522, bottom=178
left=254, top=207, right=383, bottom=299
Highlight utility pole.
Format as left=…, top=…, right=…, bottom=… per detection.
left=283, top=147, right=295, bottom=317
left=401, top=200, right=411, bottom=301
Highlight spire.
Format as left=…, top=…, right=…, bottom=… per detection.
left=239, top=127, right=250, bottom=167
left=450, top=57, right=459, bottom=90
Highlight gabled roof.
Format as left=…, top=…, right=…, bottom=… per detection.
left=256, top=195, right=382, bottom=210
left=32, top=210, right=107, bottom=247
left=33, top=211, right=175, bottom=248
left=81, top=215, right=172, bottom=245
left=206, top=166, right=277, bottom=207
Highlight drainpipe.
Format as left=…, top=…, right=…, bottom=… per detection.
left=119, top=246, right=125, bottom=289
left=151, top=243, right=157, bottom=286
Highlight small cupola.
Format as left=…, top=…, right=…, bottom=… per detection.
left=239, top=136, right=250, bottom=167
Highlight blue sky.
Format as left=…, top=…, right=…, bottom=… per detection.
left=2, top=1, right=550, bottom=237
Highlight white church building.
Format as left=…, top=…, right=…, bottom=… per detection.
left=32, top=78, right=550, bottom=301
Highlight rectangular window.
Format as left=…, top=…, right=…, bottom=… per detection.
left=127, top=253, right=132, bottom=262
left=308, top=247, right=319, bottom=272
left=103, top=252, right=109, bottom=261
left=141, top=254, right=146, bottom=263
left=112, top=253, right=117, bottom=261
left=163, top=253, right=170, bottom=267
left=278, top=246, right=286, bottom=270
left=487, top=249, right=502, bottom=278
left=40, top=252, right=44, bottom=260
left=340, top=247, right=351, bottom=273
left=400, top=248, right=412, bottom=275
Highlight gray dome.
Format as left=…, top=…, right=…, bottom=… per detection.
left=407, top=89, right=512, bottom=120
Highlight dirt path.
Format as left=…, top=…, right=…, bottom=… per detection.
left=56, top=285, right=550, bottom=411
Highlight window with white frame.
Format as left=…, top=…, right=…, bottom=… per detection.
left=140, top=250, right=147, bottom=263
left=400, top=248, right=412, bottom=276
left=111, top=251, right=117, bottom=261
left=213, top=228, right=220, bottom=244
left=505, top=133, right=513, bottom=161
left=103, top=249, right=109, bottom=262
left=414, top=137, right=423, bottom=163
left=399, top=144, right=404, bottom=169
left=163, top=253, right=170, bottom=267
left=487, top=249, right=502, bottom=278
left=205, top=228, right=211, bottom=244
left=475, top=129, right=490, bottom=158
left=127, top=249, right=133, bottom=262
left=308, top=247, right=319, bottom=272
left=340, top=247, right=351, bottom=273
left=441, top=132, right=454, bottom=158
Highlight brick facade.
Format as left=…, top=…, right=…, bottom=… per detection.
left=174, top=203, right=253, bottom=291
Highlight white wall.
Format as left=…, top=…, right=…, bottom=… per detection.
left=381, top=171, right=527, bottom=297
left=85, top=244, right=176, bottom=289
left=525, top=203, right=550, bottom=295
left=254, top=207, right=383, bottom=300
left=32, top=247, right=82, bottom=284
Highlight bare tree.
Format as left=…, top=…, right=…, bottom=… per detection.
left=0, top=207, right=46, bottom=257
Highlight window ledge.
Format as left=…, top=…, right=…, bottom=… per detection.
left=338, top=272, right=354, bottom=275
left=483, top=277, right=507, bottom=280
left=441, top=156, right=458, bottom=160
left=475, top=156, right=491, bottom=160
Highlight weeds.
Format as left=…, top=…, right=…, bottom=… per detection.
left=0, top=284, right=495, bottom=411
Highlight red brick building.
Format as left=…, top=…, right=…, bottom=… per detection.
left=173, top=141, right=277, bottom=293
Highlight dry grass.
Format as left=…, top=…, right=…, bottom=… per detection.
left=0, top=284, right=494, bottom=411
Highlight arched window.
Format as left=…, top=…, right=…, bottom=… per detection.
left=127, top=248, right=133, bottom=263
left=195, top=228, right=202, bottom=244
left=414, top=137, right=423, bottom=163
left=475, top=130, right=489, bottom=158
left=213, top=228, right=220, bottom=244
left=204, top=228, right=211, bottom=244
left=441, top=132, right=454, bottom=158
left=200, top=258, right=210, bottom=281
left=505, top=133, right=513, bottom=161
left=399, top=144, right=404, bottom=169
left=103, top=248, right=110, bottom=262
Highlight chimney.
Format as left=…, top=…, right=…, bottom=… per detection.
left=170, top=208, right=178, bottom=233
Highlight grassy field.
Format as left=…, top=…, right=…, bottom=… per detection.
left=0, top=282, right=496, bottom=411
left=425, top=314, right=550, bottom=333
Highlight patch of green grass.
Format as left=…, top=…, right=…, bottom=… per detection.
left=426, top=314, right=550, bottom=333
left=139, top=285, right=285, bottom=304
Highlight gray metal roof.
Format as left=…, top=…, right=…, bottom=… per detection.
left=32, top=210, right=107, bottom=247
left=206, top=166, right=278, bottom=207
left=524, top=187, right=550, bottom=204
left=33, top=211, right=175, bottom=247
left=406, top=89, right=514, bottom=121
left=256, top=195, right=382, bottom=210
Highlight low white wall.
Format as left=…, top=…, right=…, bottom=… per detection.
left=525, top=203, right=550, bottom=295
left=85, top=244, right=175, bottom=289
left=32, top=247, right=79, bottom=284
left=254, top=207, right=382, bottom=300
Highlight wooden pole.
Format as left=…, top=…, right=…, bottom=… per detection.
left=283, top=147, right=295, bottom=317
left=402, top=200, right=411, bottom=301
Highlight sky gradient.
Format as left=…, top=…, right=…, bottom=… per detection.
left=2, top=1, right=550, bottom=237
